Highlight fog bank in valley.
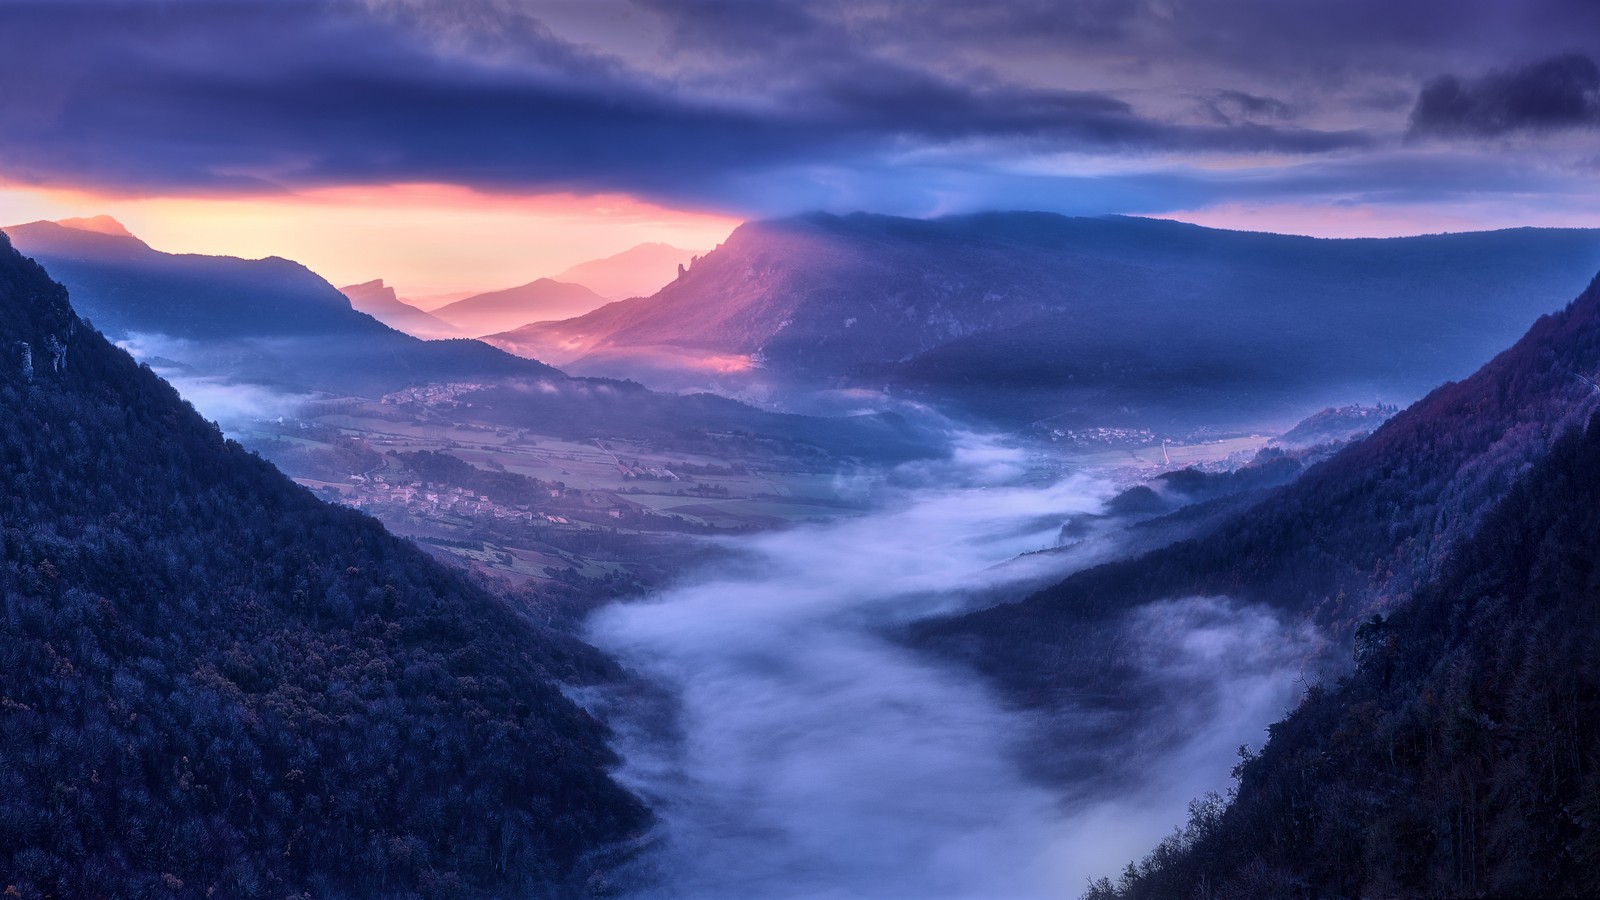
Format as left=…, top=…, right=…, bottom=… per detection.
left=586, top=438, right=1319, bottom=899
left=118, top=333, right=312, bottom=426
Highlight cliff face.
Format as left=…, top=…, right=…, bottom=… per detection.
left=339, top=278, right=462, bottom=339
left=0, top=235, right=647, bottom=897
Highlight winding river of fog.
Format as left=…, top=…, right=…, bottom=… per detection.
left=585, top=441, right=1316, bottom=899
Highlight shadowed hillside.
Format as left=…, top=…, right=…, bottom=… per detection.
left=0, top=235, right=647, bottom=897
left=1090, top=382, right=1600, bottom=900
left=904, top=272, right=1600, bottom=835
left=919, top=272, right=1600, bottom=701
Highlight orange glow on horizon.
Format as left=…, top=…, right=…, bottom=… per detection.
left=0, top=182, right=742, bottom=297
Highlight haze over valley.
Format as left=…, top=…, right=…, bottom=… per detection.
left=7, top=3, right=1600, bottom=898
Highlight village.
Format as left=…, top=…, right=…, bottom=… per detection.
left=330, top=470, right=632, bottom=528
left=1047, top=425, right=1161, bottom=448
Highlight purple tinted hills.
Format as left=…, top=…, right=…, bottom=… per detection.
left=497, top=211, right=1600, bottom=429
left=3, top=218, right=562, bottom=396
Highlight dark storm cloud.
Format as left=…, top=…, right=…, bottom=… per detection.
left=828, top=0, right=1600, bottom=78
left=1409, top=54, right=1600, bottom=138
left=614, top=0, right=1598, bottom=108
left=1199, top=91, right=1297, bottom=126
left=1, top=0, right=1596, bottom=217
left=0, top=0, right=1368, bottom=206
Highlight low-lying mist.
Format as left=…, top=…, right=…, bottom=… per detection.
left=585, top=437, right=1320, bottom=899
left=118, top=332, right=312, bottom=426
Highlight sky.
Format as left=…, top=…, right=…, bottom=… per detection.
left=2, top=0, right=1599, bottom=293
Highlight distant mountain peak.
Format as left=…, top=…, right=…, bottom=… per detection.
left=55, top=214, right=135, bottom=238
left=430, top=277, right=610, bottom=336
left=340, top=278, right=397, bottom=300
left=338, top=278, right=464, bottom=339
left=554, top=241, right=703, bottom=300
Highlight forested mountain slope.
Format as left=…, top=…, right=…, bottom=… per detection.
left=1092, top=399, right=1600, bottom=899
left=919, top=272, right=1600, bottom=708
left=0, top=236, right=645, bottom=896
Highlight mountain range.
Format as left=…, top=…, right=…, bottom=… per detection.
left=2, top=218, right=558, bottom=398
left=339, top=278, right=462, bottom=339
left=488, top=212, right=1600, bottom=429
left=553, top=242, right=698, bottom=301
left=430, top=278, right=609, bottom=337
left=2, top=218, right=939, bottom=463
left=13, top=205, right=1600, bottom=896
left=342, top=243, right=695, bottom=342
left=0, top=232, right=647, bottom=895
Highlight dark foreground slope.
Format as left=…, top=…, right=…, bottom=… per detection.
left=495, top=213, right=1600, bottom=427
left=0, top=238, right=645, bottom=894
left=1092, top=406, right=1600, bottom=899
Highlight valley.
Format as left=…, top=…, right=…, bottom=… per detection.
left=583, top=452, right=1315, bottom=899
left=10, top=204, right=1589, bottom=897
left=239, top=401, right=883, bottom=598
left=13, top=5, right=1600, bottom=898
left=233, top=379, right=1302, bottom=601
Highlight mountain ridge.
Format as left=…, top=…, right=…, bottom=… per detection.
left=339, top=277, right=462, bottom=339
left=0, top=232, right=648, bottom=895
left=433, top=277, right=609, bottom=337
left=3, top=217, right=945, bottom=464
left=2, top=217, right=565, bottom=398
left=902, top=268, right=1600, bottom=827
left=921, top=268, right=1600, bottom=682
left=554, top=241, right=699, bottom=301
left=489, top=211, right=1600, bottom=429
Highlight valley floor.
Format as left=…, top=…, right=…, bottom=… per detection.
left=577, top=443, right=1316, bottom=898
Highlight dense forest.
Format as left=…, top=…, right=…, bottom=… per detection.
left=910, top=274, right=1600, bottom=895
left=0, top=237, right=647, bottom=895
left=1090, top=405, right=1600, bottom=899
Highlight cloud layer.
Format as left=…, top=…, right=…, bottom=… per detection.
left=1411, top=54, right=1600, bottom=137
left=5, top=0, right=1599, bottom=221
